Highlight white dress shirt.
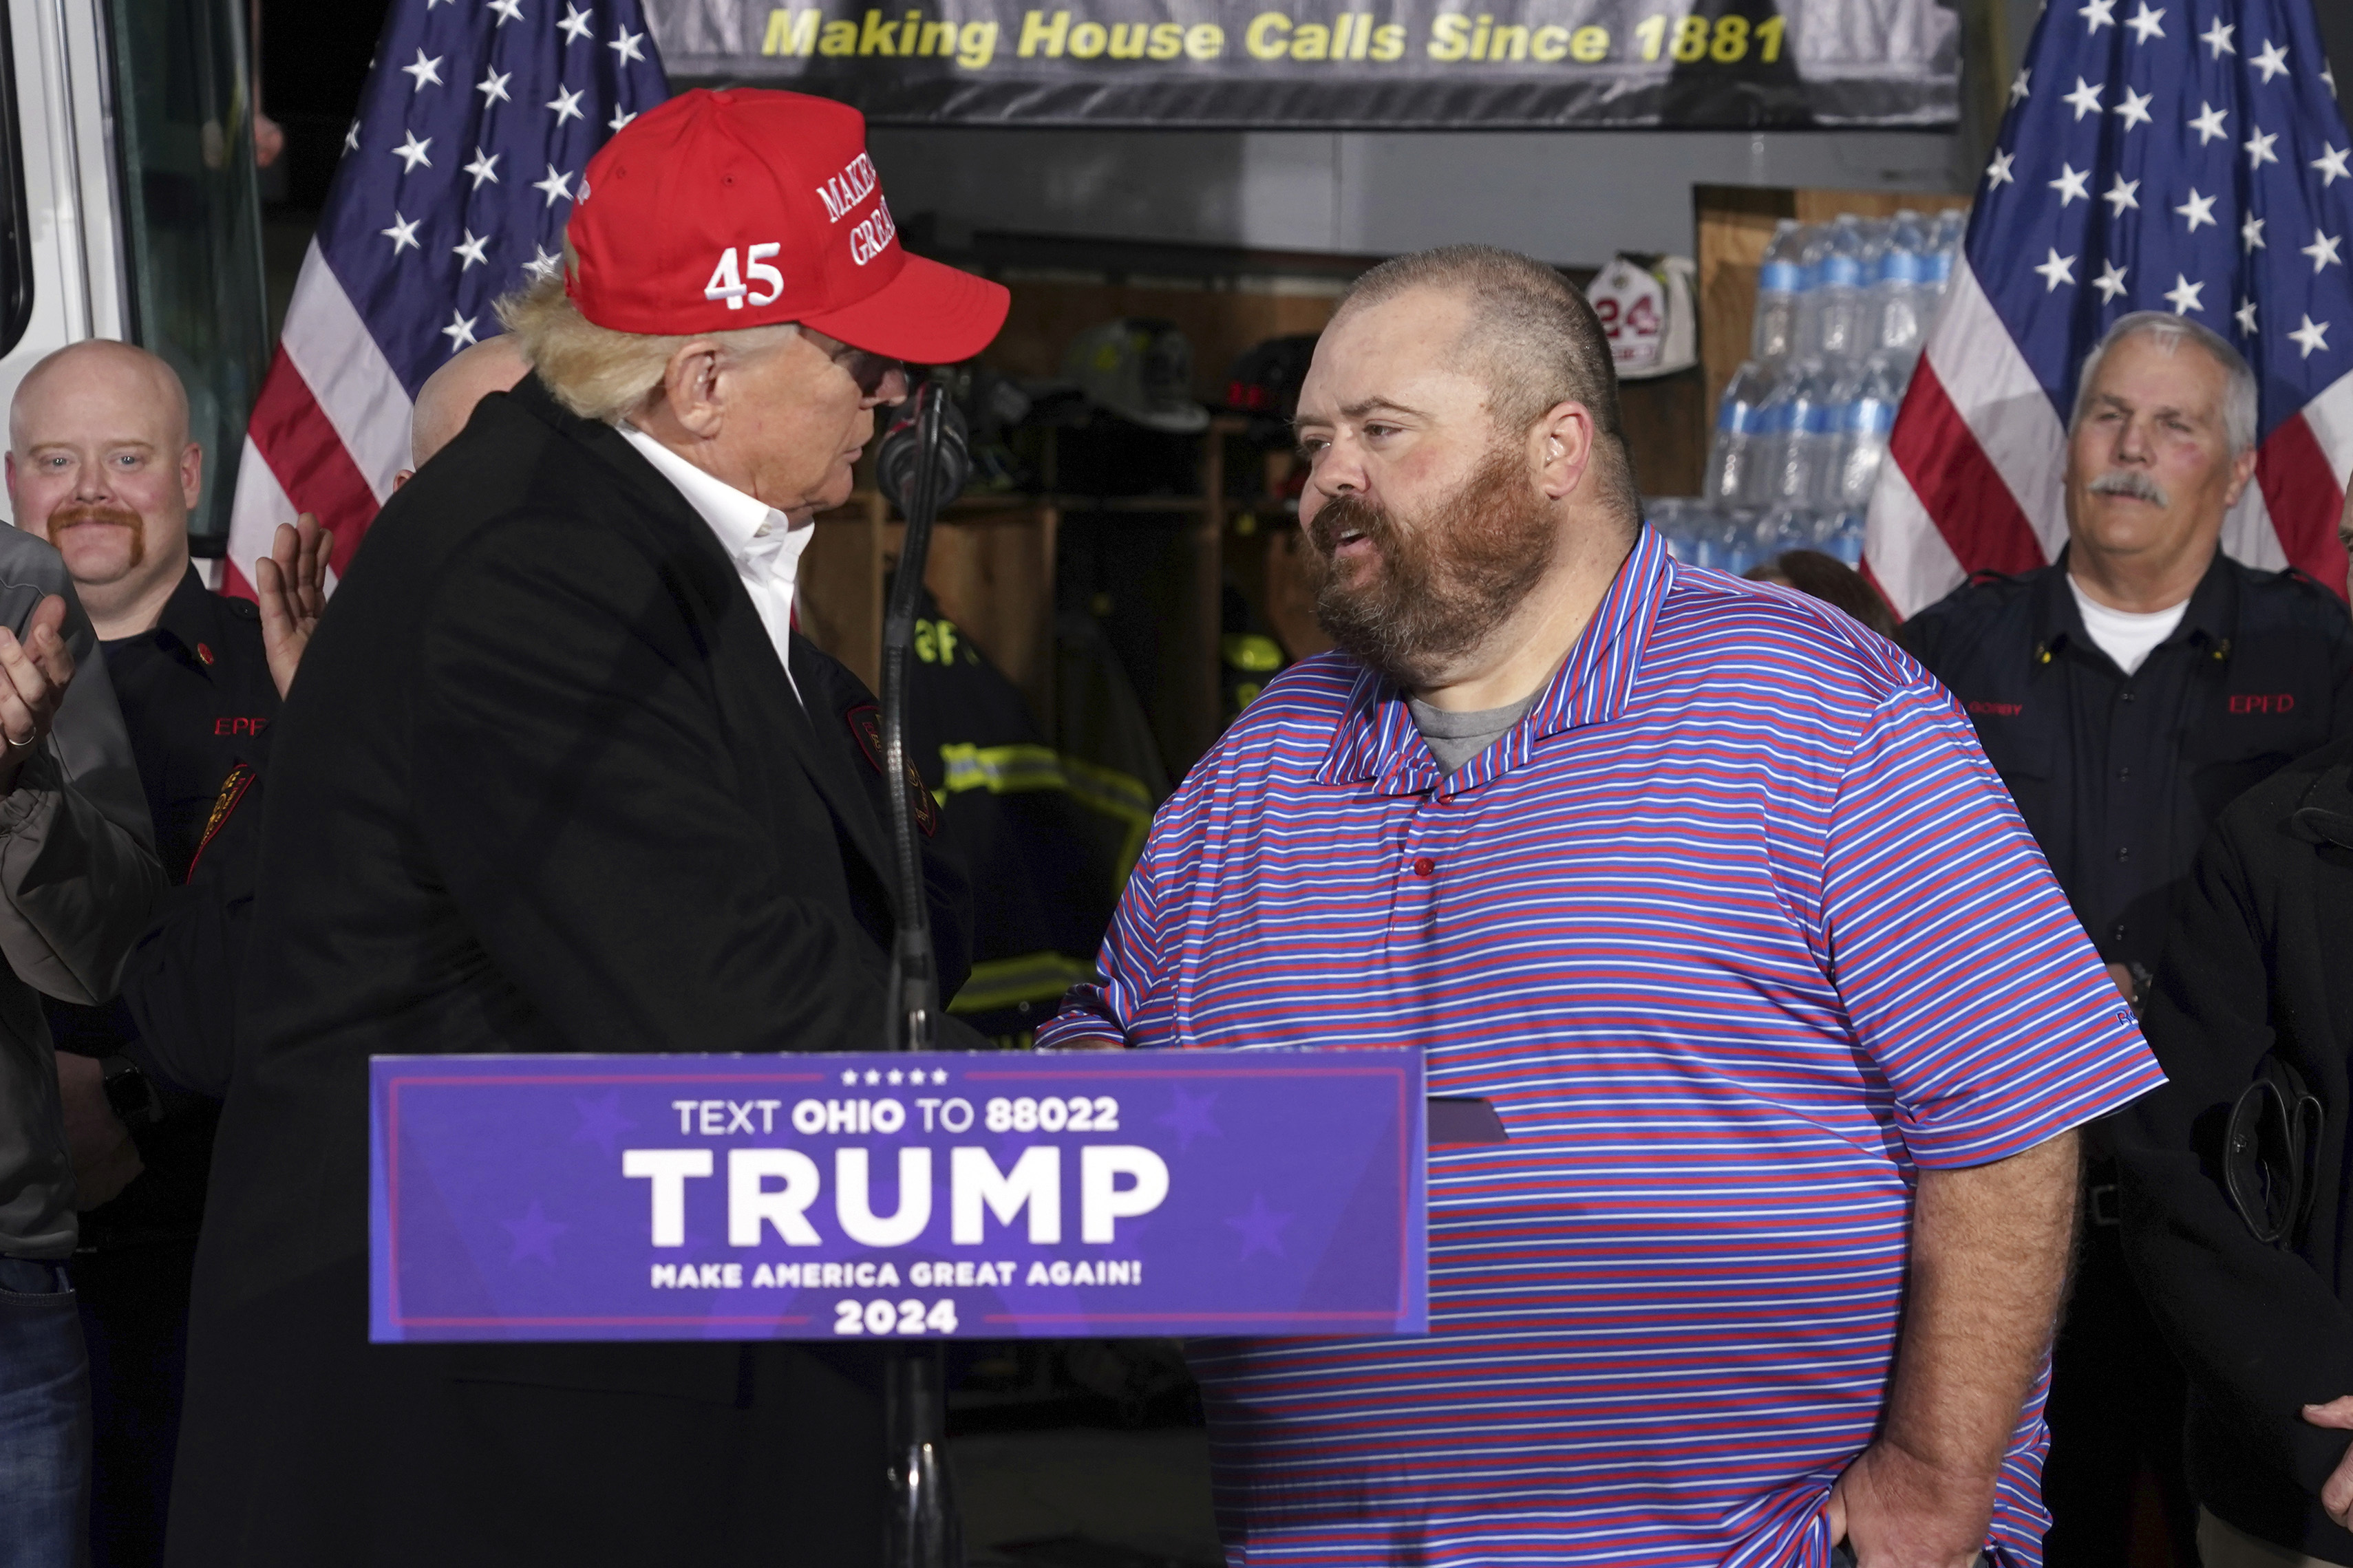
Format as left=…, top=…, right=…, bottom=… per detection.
left=619, top=424, right=814, bottom=705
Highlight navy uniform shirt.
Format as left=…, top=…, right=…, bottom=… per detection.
left=1904, top=549, right=2353, bottom=980
left=47, top=566, right=278, bottom=1245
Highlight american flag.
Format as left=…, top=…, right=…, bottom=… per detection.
left=1868, top=0, right=2353, bottom=616
left=225, top=0, right=670, bottom=595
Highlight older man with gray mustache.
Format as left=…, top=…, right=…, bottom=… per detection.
left=1906, top=310, right=2353, bottom=1567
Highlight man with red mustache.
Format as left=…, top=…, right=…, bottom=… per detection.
left=1042, top=245, right=2162, bottom=1567
left=6, top=339, right=324, bottom=1567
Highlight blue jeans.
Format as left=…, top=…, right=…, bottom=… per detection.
left=0, top=1255, right=92, bottom=1568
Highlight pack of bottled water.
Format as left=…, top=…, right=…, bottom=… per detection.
left=1646, top=498, right=1869, bottom=578
left=1702, top=205, right=1968, bottom=526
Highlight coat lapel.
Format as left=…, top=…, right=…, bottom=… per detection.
left=511, top=377, right=902, bottom=916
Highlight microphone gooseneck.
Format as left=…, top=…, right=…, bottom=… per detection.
left=875, top=380, right=969, bottom=1056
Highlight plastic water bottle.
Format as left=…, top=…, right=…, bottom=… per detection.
left=1873, top=211, right=1929, bottom=363
left=1752, top=221, right=1809, bottom=363
left=1768, top=361, right=1838, bottom=506
left=1825, top=511, right=1868, bottom=568
left=1831, top=357, right=1903, bottom=510
left=1927, top=209, right=1968, bottom=301
left=1804, top=217, right=1871, bottom=363
left=1706, top=361, right=1781, bottom=505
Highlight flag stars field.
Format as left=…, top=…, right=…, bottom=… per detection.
left=222, top=0, right=666, bottom=594
left=1871, top=0, right=2353, bottom=620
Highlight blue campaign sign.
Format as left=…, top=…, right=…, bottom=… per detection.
left=369, top=1049, right=1427, bottom=1342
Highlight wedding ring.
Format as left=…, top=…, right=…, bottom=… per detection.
left=5, top=731, right=32, bottom=747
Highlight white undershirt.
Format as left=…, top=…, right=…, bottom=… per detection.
left=2067, top=575, right=2188, bottom=676
left=619, top=425, right=812, bottom=705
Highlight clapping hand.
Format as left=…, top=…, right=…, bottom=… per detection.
left=0, top=594, right=74, bottom=794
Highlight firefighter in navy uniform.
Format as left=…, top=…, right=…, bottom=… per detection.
left=1905, top=314, right=2353, bottom=1565
left=4, top=340, right=326, bottom=1568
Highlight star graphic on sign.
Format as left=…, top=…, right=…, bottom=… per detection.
left=1156, top=1088, right=1221, bottom=1150
left=2077, top=0, right=2115, bottom=33
left=2175, top=188, right=2217, bottom=231
left=2010, top=67, right=2031, bottom=105
left=2201, top=17, right=2234, bottom=57
left=557, top=2, right=595, bottom=43
left=2093, top=260, right=2130, bottom=303
left=933, top=1069, right=950, bottom=1085
left=2063, top=76, right=2105, bottom=120
left=2164, top=275, right=2206, bottom=314
left=2243, top=214, right=2267, bottom=252
left=391, top=129, right=432, bottom=173
left=1985, top=149, right=2015, bottom=189
left=2034, top=248, right=2078, bottom=292
left=477, top=67, right=512, bottom=105
left=2188, top=101, right=2228, bottom=145
left=571, top=1091, right=635, bottom=1155
left=2315, top=145, right=2352, bottom=186
left=462, top=148, right=500, bottom=189
left=2050, top=163, right=2091, bottom=206
left=489, top=0, right=524, bottom=22
left=2291, top=314, right=2332, bottom=359
left=864, top=1070, right=881, bottom=1085
left=401, top=48, right=444, bottom=90
left=2252, top=39, right=2290, bottom=84
left=2235, top=298, right=2259, bottom=336
left=381, top=211, right=420, bottom=254
left=2244, top=127, right=2280, bottom=169
left=443, top=312, right=480, bottom=350
left=2102, top=174, right=2140, bottom=216
left=2303, top=229, right=2345, bottom=273
left=503, top=1200, right=568, bottom=1264
left=342, top=118, right=360, bottom=153
left=608, top=106, right=637, bottom=133
left=547, top=86, right=586, bottom=125
left=532, top=164, right=575, bottom=207
left=608, top=25, right=646, bottom=64
left=1224, top=1194, right=1292, bottom=1260
left=2122, top=2, right=2163, bottom=42
left=452, top=230, right=490, bottom=270
left=886, top=1069, right=904, bottom=1086
left=2111, top=87, right=2153, bottom=131
left=839, top=1068, right=859, bottom=1086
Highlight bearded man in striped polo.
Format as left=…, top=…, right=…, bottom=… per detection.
left=1041, top=245, right=2162, bottom=1568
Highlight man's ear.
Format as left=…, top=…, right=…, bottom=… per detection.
left=180, top=442, right=203, bottom=512
left=1535, top=400, right=1597, bottom=502
left=2224, top=444, right=2258, bottom=509
left=661, top=341, right=730, bottom=439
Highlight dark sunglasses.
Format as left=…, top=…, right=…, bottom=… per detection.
left=827, top=342, right=907, bottom=398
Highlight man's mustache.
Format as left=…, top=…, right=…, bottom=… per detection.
left=47, top=503, right=142, bottom=533
left=2087, top=470, right=2170, bottom=508
left=1308, top=493, right=1387, bottom=555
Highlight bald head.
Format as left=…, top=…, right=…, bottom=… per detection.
left=7, top=339, right=201, bottom=636
left=11, top=339, right=190, bottom=453
left=409, top=335, right=529, bottom=470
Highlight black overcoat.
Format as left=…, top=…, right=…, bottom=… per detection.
left=2118, top=732, right=2353, bottom=1561
left=166, top=376, right=977, bottom=1567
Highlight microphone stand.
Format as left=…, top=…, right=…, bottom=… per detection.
left=876, top=376, right=961, bottom=1568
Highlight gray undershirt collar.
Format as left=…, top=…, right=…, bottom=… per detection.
left=1407, top=687, right=1545, bottom=774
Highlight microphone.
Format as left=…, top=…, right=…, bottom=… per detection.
left=877, top=390, right=970, bottom=519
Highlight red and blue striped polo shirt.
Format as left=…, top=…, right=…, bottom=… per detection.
left=1039, top=526, right=2163, bottom=1566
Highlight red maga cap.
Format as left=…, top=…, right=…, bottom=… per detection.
left=565, top=88, right=1008, bottom=363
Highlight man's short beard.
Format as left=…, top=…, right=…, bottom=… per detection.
left=1306, top=440, right=1559, bottom=691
